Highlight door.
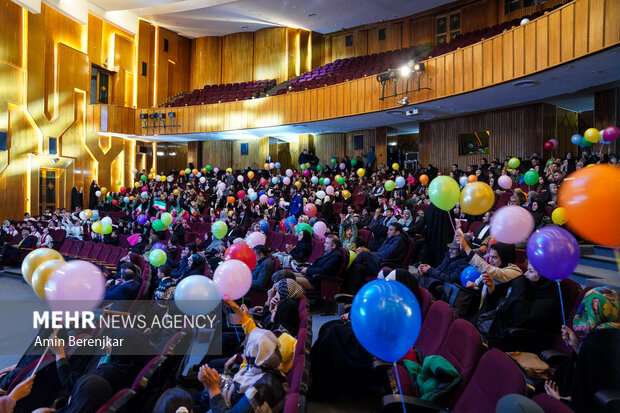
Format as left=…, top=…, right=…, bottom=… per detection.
left=39, top=169, right=57, bottom=214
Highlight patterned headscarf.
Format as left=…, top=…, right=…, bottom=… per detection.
left=275, top=278, right=304, bottom=300
left=573, top=287, right=619, bottom=338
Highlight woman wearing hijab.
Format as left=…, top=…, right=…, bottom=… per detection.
left=70, top=186, right=83, bottom=211
left=310, top=269, right=420, bottom=401
left=88, top=180, right=100, bottom=210
left=197, top=328, right=288, bottom=413
left=455, top=236, right=523, bottom=284
left=529, top=200, right=547, bottom=229
left=272, top=229, right=312, bottom=268
left=544, top=287, right=620, bottom=413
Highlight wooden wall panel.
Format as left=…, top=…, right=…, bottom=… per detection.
left=137, top=20, right=154, bottom=108
left=418, top=104, right=546, bottom=172
left=222, top=32, right=254, bottom=84
left=367, top=24, right=402, bottom=55
left=190, top=36, right=222, bottom=89
left=202, top=140, right=233, bottom=169
left=254, top=28, right=288, bottom=82
left=314, top=133, right=346, bottom=164
left=411, top=15, right=434, bottom=50
left=156, top=27, right=191, bottom=105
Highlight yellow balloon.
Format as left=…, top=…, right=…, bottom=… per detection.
left=584, top=128, right=600, bottom=143
left=84, top=209, right=93, bottom=219
left=335, top=174, right=342, bottom=181
left=31, top=259, right=64, bottom=299
left=294, top=181, right=301, bottom=189
left=92, top=222, right=103, bottom=234
left=392, top=163, right=400, bottom=171
left=160, top=175, right=166, bottom=182
left=551, top=207, right=568, bottom=225
left=357, top=168, right=365, bottom=177
left=150, top=167, right=156, bottom=173
left=21, top=248, right=63, bottom=285
left=173, top=189, right=180, bottom=196
left=134, top=182, right=141, bottom=188
left=100, top=187, right=108, bottom=195
left=459, top=182, right=495, bottom=215
left=114, top=180, right=121, bottom=186
left=148, top=173, right=154, bottom=180
left=342, top=190, right=351, bottom=200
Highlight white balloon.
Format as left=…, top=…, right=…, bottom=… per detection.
left=167, top=176, right=174, bottom=182
left=316, top=190, right=326, bottom=199
left=141, top=192, right=148, bottom=199
left=196, top=172, right=202, bottom=178
left=520, top=18, right=530, bottom=25
left=78, top=211, right=86, bottom=220
left=132, top=168, right=138, bottom=174
left=199, top=177, right=206, bottom=183
left=95, top=191, right=102, bottom=197
left=101, top=217, right=113, bottom=226
left=155, top=175, right=161, bottom=182
left=237, top=175, right=244, bottom=182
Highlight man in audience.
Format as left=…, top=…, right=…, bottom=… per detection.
left=252, top=245, right=275, bottom=288
left=104, top=267, right=141, bottom=309
left=417, top=239, right=469, bottom=298
left=295, top=234, right=343, bottom=289
left=0, top=229, right=35, bottom=270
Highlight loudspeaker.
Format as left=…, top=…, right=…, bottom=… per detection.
left=0, top=132, right=6, bottom=151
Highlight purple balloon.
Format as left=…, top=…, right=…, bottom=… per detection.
left=152, top=242, right=164, bottom=250
left=136, top=215, right=148, bottom=225
left=526, top=226, right=580, bottom=281
left=45, top=261, right=106, bottom=312
left=603, top=126, right=620, bottom=142
left=267, top=197, right=275, bottom=206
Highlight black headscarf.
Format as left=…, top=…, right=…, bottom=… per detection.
left=529, top=201, right=546, bottom=228
left=290, top=230, right=312, bottom=261
left=262, top=299, right=300, bottom=334
left=423, top=203, right=454, bottom=266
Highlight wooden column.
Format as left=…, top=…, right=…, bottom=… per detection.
left=375, top=126, right=388, bottom=168
left=594, top=88, right=620, bottom=155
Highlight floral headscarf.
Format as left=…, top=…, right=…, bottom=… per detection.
left=573, top=287, right=619, bottom=338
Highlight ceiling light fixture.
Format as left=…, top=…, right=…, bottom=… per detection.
left=512, top=80, right=539, bottom=88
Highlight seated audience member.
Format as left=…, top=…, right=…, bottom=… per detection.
left=177, top=253, right=206, bottom=280
left=272, top=229, right=312, bottom=268
left=251, top=245, right=275, bottom=288
left=130, top=234, right=148, bottom=254
left=171, top=243, right=198, bottom=279
left=0, top=229, right=35, bottom=269
left=295, top=234, right=343, bottom=289
left=153, top=388, right=194, bottom=413
left=545, top=287, right=620, bottom=413
left=455, top=234, right=523, bottom=284
left=196, top=329, right=288, bottom=413
left=475, top=261, right=561, bottom=351
left=0, top=375, right=35, bottom=413
left=529, top=200, right=547, bottom=229
left=417, top=239, right=469, bottom=298
left=104, top=268, right=141, bottom=308
left=357, top=208, right=373, bottom=228
left=225, top=219, right=244, bottom=241
left=465, top=211, right=492, bottom=253
left=37, top=226, right=53, bottom=249
left=154, top=264, right=176, bottom=308
left=271, top=269, right=296, bottom=284
left=539, top=182, right=559, bottom=207
left=349, top=222, right=408, bottom=276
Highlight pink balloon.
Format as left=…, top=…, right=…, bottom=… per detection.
left=259, top=194, right=268, bottom=204
left=237, top=175, right=244, bottom=182
left=217, top=182, right=226, bottom=191
left=304, top=203, right=317, bottom=217
left=313, top=221, right=327, bottom=238
left=325, top=186, right=334, bottom=195
left=603, top=126, right=620, bottom=142
left=498, top=175, right=512, bottom=190
left=45, top=261, right=106, bottom=312
left=490, top=206, right=534, bottom=244
left=303, top=169, right=310, bottom=177
left=246, top=231, right=266, bottom=248
left=127, top=233, right=140, bottom=246
left=213, top=259, right=252, bottom=300
left=213, top=167, right=219, bottom=173
left=283, top=177, right=291, bottom=185
left=406, top=177, right=415, bottom=184
left=339, top=162, right=346, bottom=170
left=286, top=169, right=293, bottom=177
left=549, top=139, right=559, bottom=148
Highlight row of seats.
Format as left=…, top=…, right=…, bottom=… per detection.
left=166, top=79, right=276, bottom=107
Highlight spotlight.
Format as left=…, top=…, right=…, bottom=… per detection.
left=139, top=114, right=148, bottom=120
left=398, top=65, right=412, bottom=78
left=376, top=71, right=393, bottom=82
left=413, top=62, right=424, bottom=72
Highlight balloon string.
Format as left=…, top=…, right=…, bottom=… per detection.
left=557, top=281, right=566, bottom=326
left=31, top=328, right=56, bottom=377
left=448, top=211, right=457, bottom=234
left=393, top=361, right=407, bottom=413
left=227, top=306, right=241, bottom=342
left=614, top=247, right=620, bottom=275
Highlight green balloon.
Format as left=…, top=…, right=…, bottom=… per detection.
left=102, top=224, right=112, bottom=234
left=149, top=249, right=167, bottom=267
left=212, top=220, right=228, bottom=240
left=140, top=174, right=147, bottom=182
left=428, top=176, right=460, bottom=211
left=152, top=219, right=166, bottom=231
left=300, top=164, right=306, bottom=170
left=337, top=177, right=345, bottom=185
left=206, top=165, right=212, bottom=171
left=317, top=164, right=323, bottom=171
left=580, top=136, right=593, bottom=147
left=330, top=157, right=337, bottom=164
left=319, top=178, right=325, bottom=185
left=161, top=212, right=173, bottom=227
left=185, top=168, right=192, bottom=174
left=350, top=159, right=358, bottom=166
left=523, top=170, right=539, bottom=186
left=305, top=163, right=311, bottom=169
left=348, top=250, right=357, bottom=268
left=384, top=180, right=395, bottom=191
left=508, top=157, right=520, bottom=169
left=297, top=223, right=313, bottom=235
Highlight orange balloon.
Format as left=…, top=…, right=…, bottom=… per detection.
left=558, top=164, right=620, bottom=246
left=192, top=169, right=199, bottom=175
left=180, top=170, right=186, bottom=176
left=129, top=196, right=135, bottom=201
left=419, top=174, right=429, bottom=185
left=264, top=163, right=270, bottom=170
left=227, top=196, right=235, bottom=204
left=248, top=171, right=255, bottom=179
left=467, top=175, right=477, bottom=183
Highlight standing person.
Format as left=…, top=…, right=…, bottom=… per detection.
left=298, top=149, right=309, bottom=166
left=363, top=146, right=376, bottom=172
left=70, top=186, right=83, bottom=211
left=88, top=180, right=100, bottom=210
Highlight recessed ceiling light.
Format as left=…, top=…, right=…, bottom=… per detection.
left=512, top=80, right=539, bottom=88
left=308, top=13, right=316, bottom=17
left=591, top=69, right=602, bottom=74
left=240, top=26, right=248, bottom=30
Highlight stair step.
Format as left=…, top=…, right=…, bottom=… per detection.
left=572, top=264, right=620, bottom=288
left=593, top=245, right=617, bottom=258
left=580, top=255, right=619, bottom=272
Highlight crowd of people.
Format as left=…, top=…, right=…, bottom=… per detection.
left=0, top=145, right=618, bottom=412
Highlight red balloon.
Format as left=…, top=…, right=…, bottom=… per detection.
left=224, top=243, right=256, bottom=270
left=544, top=141, right=553, bottom=150
left=237, top=190, right=246, bottom=200
left=260, top=178, right=268, bottom=186
left=120, top=186, right=127, bottom=194
left=112, top=200, right=118, bottom=206
left=304, top=203, right=317, bottom=217
left=279, top=219, right=287, bottom=231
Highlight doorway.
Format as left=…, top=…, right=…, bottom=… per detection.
left=39, top=169, right=58, bottom=215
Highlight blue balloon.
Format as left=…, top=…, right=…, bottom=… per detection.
left=189, top=173, right=195, bottom=179
left=395, top=176, right=406, bottom=188
left=271, top=177, right=278, bottom=184
left=459, top=176, right=468, bottom=186
left=285, top=216, right=297, bottom=230
left=571, top=134, right=582, bottom=146
left=526, top=226, right=580, bottom=281
left=174, top=275, right=220, bottom=316
left=275, top=162, right=281, bottom=169
left=311, top=176, right=319, bottom=184
left=258, top=190, right=266, bottom=197
left=249, top=193, right=258, bottom=201
left=351, top=279, right=422, bottom=362
left=259, top=219, right=269, bottom=232
left=461, top=265, right=481, bottom=286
